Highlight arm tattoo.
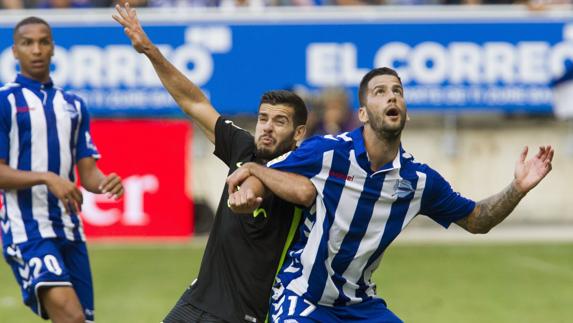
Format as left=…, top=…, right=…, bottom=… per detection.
left=459, top=183, right=526, bottom=233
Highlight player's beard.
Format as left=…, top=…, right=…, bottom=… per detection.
left=366, top=107, right=406, bottom=142
left=256, top=136, right=295, bottom=162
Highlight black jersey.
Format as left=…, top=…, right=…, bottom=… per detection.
left=185, top=117, right=301, bottom=323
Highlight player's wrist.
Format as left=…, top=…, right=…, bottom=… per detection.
left=510, top=179, right=528, bottom=197
left=39, top=171, right=55, bottom=186
left=245, top=162, right=261, bottom=177
left=143, top=44, right=160, bottom=57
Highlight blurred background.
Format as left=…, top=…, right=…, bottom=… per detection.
left=1, top=2, right=572, bottom=323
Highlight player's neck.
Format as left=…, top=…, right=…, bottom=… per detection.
left=363, top=126, right=400, bottom=171
left=21, top=70, right=50, bottom=84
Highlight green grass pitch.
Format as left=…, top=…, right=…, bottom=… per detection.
left=1, top=241, right=571, bottom=323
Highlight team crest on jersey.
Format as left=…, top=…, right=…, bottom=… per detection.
left=393, top=179, right=414, bottom=198
left=267, top=151, right=291, bottom=167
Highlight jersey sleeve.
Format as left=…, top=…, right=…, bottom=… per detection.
left=0, top=94, right=11, bottom=161
left=267, top=136, right=325, bottom=179
left=213, top=117, right=254, bottom=166
left=75, top=98, right=101, bottom=161
left=420, top=167, right=476, bottom=228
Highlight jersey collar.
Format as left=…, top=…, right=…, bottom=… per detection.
left=349, top=126, right=404, bottom=175
left=15, top=74, right=54, bottom=90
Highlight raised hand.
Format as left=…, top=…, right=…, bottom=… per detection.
left=112, top=2, right=152, bottom=53
left=99, top=173, right=124, bottom=200
left=45, top=172, right=83, bottom=214
left=514, top=145, right=554, bottom=194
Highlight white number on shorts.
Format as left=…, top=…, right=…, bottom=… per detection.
left=286, top=296, right=315, bottom=317
left=44, top=255, right=63, bottom=275
left=28, top=255, right=63, bottom=277
left=287, top=296, right=297, bottom=315
left=29, top=257, right=43, bottom=278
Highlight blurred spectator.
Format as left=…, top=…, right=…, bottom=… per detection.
left=444, top=0, right=513, bottom=4
left=306, top=87, right=357, bottom=138
left=148, top=0, right=219, bottom=7
left=1, top=0, right=22, bottom=8
left=36, top=0, right=93, bottom=8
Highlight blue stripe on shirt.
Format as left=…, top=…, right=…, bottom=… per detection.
left=305, top=148, right=351, bottom=303
left=356, top=164, right=420, bottom=302
left=332, top=172, right=385, bottom=306
left=43, top=89, right=67, bottom=239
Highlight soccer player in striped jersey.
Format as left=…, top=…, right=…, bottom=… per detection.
left=227, top=67, right=554, bottom=322
left=113, top=4, right=315, bottom=323
left=0, top=17, right=124, bottom=323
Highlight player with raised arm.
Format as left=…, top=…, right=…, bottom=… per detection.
left=0, top=17, right=124, bottom=323
left=226, top=67, right=554, bottom=322
left=113, top=4, right=314, bottom=323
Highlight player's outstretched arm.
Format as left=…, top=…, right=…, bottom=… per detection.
left=456, top=145, right=554, bottom=234
left=77, top=157, right=124, bottom=200
left=227, top=162, right=316, bottom=207
left=0, top=160, right=83, bottom=214
left=112, top=2, right=219, bottom=143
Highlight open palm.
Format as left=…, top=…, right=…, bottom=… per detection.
left=514, top=145, right=554, bottom=194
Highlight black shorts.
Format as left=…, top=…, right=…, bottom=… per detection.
left=162, top=287, right=227, bottom=323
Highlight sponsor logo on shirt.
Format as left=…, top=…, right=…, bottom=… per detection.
left=329, top=170, right=354, bottom=182
left=252, top=207, right=267, bottom=219
left=16, top=106, right=34, bottom=113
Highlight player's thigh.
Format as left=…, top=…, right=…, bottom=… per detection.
left=2, top=239, right=73, bottom=318
left=39, top=285, right=84, bottom=321
left=336, top=298, right=404, bottom=323
left=62, top=240, right=94, bottom=320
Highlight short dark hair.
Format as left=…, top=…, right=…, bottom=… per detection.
left=259, top=90, right=308, bottom=127
left=13, top=17, right=51, bottom=39
left=358, top=67, right=402, bottom=107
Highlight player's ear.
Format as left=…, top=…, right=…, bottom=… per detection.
left=294, top=125, right=306, bottom=142
left=358, top=107, right=369, bottom=124
left=12, top=44, right=19, bottom=60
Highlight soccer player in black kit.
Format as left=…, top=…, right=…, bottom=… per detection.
left=114, top=3, right=316, bottom=323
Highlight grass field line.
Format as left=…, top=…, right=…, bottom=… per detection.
left=509, top=254, right=573, bottom=279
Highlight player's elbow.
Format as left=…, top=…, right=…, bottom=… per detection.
left=467, top=226, right=491, bottom=234
left=463, top=220, right=492, bottom=234
left=297, top=184, right=317, bottom=208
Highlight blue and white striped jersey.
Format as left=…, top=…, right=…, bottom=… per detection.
left=0, top=74, right=100, bottom=247
left=269, top=127, right=475, bottom=307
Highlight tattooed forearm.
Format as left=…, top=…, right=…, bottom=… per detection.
left=457, top=182, right=526, bottom=234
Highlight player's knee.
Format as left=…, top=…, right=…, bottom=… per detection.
left=40, top=288, right=86, bottom=323
left=65, top=309, right=86, bottom=323
left=48, top=303, right=85, bottom=323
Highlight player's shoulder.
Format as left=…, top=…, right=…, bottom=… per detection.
left=399, top=150, right=435, bottom=173
left=0, top=82, right=20, bottom=97
left=301, top=132, right=354, bottom=152
left=57, top=87, right=85, bottom=104
left=217, top=117, right=253, bottom=140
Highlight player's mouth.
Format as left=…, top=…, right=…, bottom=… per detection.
left=259, top=135, right=275, bottom=145
left=30, top=60, right=47, bottom=68
left=385, top=106, right=401, bottom=120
